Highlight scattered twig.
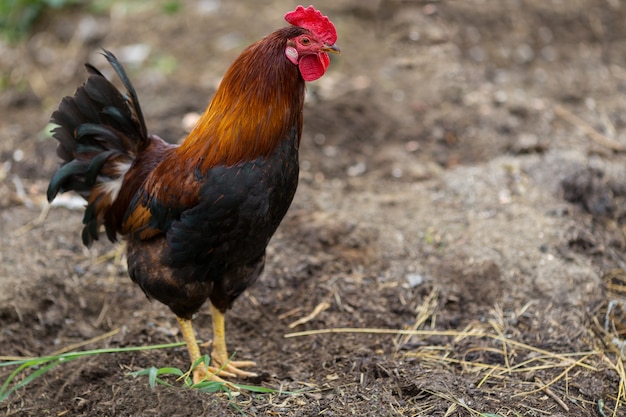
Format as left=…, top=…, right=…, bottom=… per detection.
left=554, top=104, right=626, bottom=152
left=278, top=307, right=302, bottom=320
left=601, top=353, right=626, bottom=417
left=94, top=243, right=127, bottom=266
left=50, top=328, right=121, bottom=357
left=12, top=201, right=50, bottom=237
left=285, top=327, right=477, bottom=338
left=94, top=300, right=111, bottom=328
left=285, top=326, right=610, bottom=408
left=395, top=287, right=438, bottom=350
left=288, top=302, right=330, bottom=328
left=535, top=377, right=569, bottom=412
left=285, top=327, right=596, bottom=367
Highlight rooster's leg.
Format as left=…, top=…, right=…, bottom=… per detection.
left=176, top=316, right=236, bottom=384
left=209, top=302, right=258, bottom=378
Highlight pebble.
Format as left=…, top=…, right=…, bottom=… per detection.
left=405, top=273, right=424, bottom=288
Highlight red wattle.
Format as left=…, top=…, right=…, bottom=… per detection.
left=299, top=52, right=330, bottom=82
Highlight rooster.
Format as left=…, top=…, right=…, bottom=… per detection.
left=46, top=5, right=339, bottom=384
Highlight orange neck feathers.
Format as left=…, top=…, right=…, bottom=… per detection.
left=178, top=27, right=307, bottom=170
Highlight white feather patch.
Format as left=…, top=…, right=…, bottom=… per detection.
left=97, top=160, right=132, bottom=201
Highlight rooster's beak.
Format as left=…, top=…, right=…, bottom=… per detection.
left=323, top=44, right=341, bottom=54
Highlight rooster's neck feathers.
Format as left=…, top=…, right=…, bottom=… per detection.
left=178, top=27, right=307, bottom=170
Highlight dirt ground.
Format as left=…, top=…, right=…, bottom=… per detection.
left=2, top=0, right=626, bottom=415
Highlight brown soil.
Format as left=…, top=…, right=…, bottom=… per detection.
left=2, top=1, right=626, bottom=416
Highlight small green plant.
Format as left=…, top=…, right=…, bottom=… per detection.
left=1, top=344, right=287, bottom=403
left=129, top=358, right=283, bottom=394
left=130, top=358, right=289, bottom=415
left=0, top=342, right=185, bottom=401
left=162, top=0, right=181, bottom=15
left=0, top=0, right=80, bottom=41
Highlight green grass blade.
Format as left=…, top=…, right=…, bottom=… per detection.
left=127, top=367, right=154, bottom=377
left=148, top=366, right=158, bottom=388
left=0, top=362, right=34, bottom=400
left=232, top=384, right=291, bottom=394
left=0, top=341, right=186, bottom=401
left=156, top=367, right=184, bottom=377
left=0, top=359, right=64, bottom=402
left=0, top=341, right=186, bottom=369
left=189, top=354, right=211, bottom=370
left=1, top=340, right=291, bottom=401
left=129, top=365, right=186, bottom=388
left=194, top=380, right=226, bottom=393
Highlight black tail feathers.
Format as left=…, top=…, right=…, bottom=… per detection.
left=47, top=49, right=149, bottom=245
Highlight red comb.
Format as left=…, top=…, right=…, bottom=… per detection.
left=284, top=5, right=337, bottom=45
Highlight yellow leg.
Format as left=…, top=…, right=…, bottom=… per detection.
left=210, top=302, right=257, bottom=378
left=176, top=316, right=235, bottom=384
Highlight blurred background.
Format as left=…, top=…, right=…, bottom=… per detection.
left=2, top=0, right=626, bottom=415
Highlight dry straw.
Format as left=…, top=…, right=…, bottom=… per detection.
left=285, top=288, right=626, bottom=417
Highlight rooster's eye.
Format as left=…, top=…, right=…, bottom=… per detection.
left=300, top=37, right=311, bottom=45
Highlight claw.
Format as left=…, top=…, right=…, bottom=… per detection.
left=177, top=304, right=259, bottom=389
left=191, top=363, right=239, bottom=390
left=210, top=358, right=257, bottom=379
